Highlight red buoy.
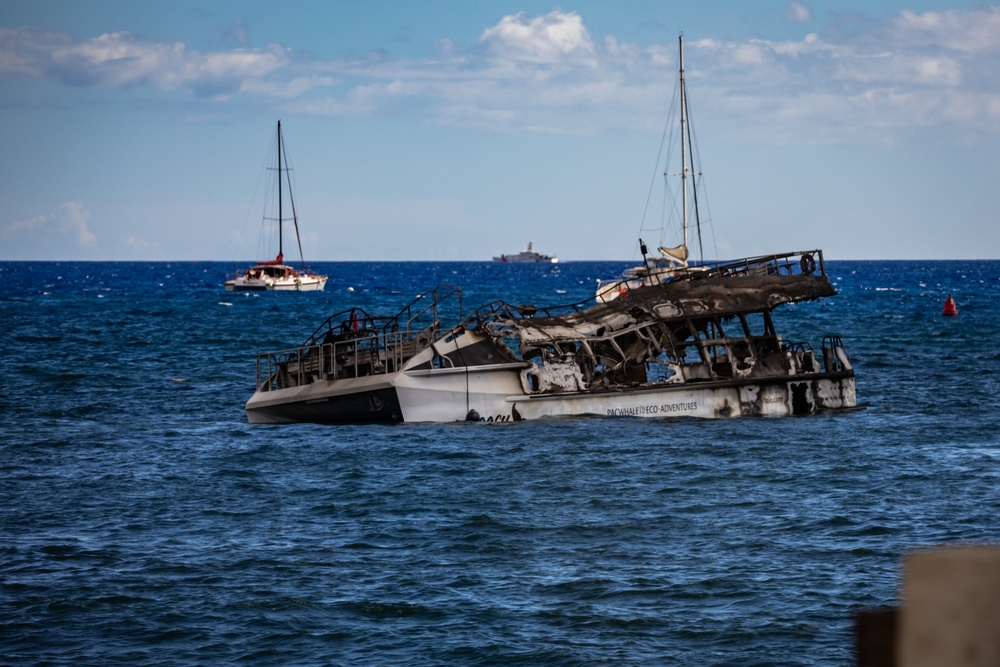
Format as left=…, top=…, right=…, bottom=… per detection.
left=942, top=294, right=958, bottom=317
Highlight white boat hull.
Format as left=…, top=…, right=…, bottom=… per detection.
left=508, top=376, right=856, bottom=421
left=246, top=362, right=856, bottom=424
left=245, top=258, right=856, bottom=426
left=225, top=275, right=327, bottom=292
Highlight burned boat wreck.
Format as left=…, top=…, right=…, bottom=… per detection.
left=246, top=250, right=855, bottom=424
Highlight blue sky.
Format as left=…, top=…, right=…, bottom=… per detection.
left=1, top=0, right=998, bottom=261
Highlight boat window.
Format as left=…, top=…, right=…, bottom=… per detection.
left=707, top=344, right=728, bottom=363
left=677, top=345, right=701, bottom=364
left=691, top=317, right=730, bottom=344
left=432, top=352, right=454, bottom=369
left=741, top=312, right=766, bottom=337
left=645, top=360, right=678, bottom=383
left=710, top=318, right=727, bottom=339
left=521, top=347, right=543, bottom=362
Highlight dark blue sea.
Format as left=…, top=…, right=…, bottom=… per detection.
left=2, top=259, right=999, bottom=666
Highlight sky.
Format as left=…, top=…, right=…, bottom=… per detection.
left=1, top=0, right=999, bottom=262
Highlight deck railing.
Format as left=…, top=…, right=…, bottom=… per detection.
left=255, top=285, right=462, bottom=391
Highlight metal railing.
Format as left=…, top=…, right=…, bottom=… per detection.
left=255, top=285, right=463, bottom=391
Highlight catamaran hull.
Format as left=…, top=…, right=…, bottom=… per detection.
left=246, top=374, right=403, bottom=424
left=225, top=277, right=327, bottom=292
left=246, top=364, right=856, bottom=424
left=510, top=375, right=856, bottom=421
left=246, top=365, right=526, bottom=424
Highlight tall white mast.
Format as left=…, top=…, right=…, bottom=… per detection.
left=679, top=34, right=688, bottom=255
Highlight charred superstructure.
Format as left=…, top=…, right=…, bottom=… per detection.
left=246, top=250, right=855, bottom=424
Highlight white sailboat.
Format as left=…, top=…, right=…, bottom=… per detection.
left=225, top=121, right=328, bottom=292
left=597, top=34, right=703, bottom=302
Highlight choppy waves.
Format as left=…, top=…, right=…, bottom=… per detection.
left=2, top=260, right=1000, bottom=665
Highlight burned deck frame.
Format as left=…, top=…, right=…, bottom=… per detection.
left=248, top=250, right=855, bottom=423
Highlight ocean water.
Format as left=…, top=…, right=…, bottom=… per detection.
left=2, top=259, right=999, bottom=666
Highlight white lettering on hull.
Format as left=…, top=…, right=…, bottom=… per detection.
left=607, top=401, right=698, bottom=417
left=479, top=414, right=513, bottom=423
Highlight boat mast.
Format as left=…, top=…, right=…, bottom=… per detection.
left=679, top=34, right=688, bottom=256
left=277, top=120, right=284, bottom=262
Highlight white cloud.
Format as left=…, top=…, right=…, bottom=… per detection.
left=0, top=27, right=289, bottom=98
left=308, top=9, right=1000, bottom=142
left=435, top=38, right=458, bottom=56
left=118, top=235, right=161, bottom=254
left=0, top=202, right=97, bottom=259
left=730, top=42, right=772, bottom=68
left=891, top=7, right=1000, bottom=53
left=241, top=74, right=336, bottom=99
left=786, top=2, right=813, bottom=23
left=477, top=10, right=596, bottom=64
left=2, top=8, right=1000, bottom=142
left=755, top=33, right=829, bottom=58
left=223, top=19, right=248, bottom=47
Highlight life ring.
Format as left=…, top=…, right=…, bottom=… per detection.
left=800, top=254, right=817, bottom=275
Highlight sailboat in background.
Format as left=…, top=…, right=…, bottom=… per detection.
left=597, top=34, right=704, bottom=302
left=225, top=121, right=328, bottom=292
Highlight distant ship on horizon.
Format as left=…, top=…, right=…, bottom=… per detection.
left=492, top=242, right=558, bottom=264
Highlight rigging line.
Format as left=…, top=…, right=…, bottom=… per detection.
left=280, top=130, right=306, bottom=269
left=684, top=90, right=719, bottom=262
left=683, top=82, right=705, bottom=263
left=637, top=78, right=681, bottom=256
left=660, top=171, right=669, bottom=241
left=232, top=136, right=274, bottom=264
left=656, top=78, right=692, bottom=251
left=452, top=294, right=472, bottom=414
left=699, top=175, right=720, bottom=260
left=450, top=330, right=472, bottom=413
